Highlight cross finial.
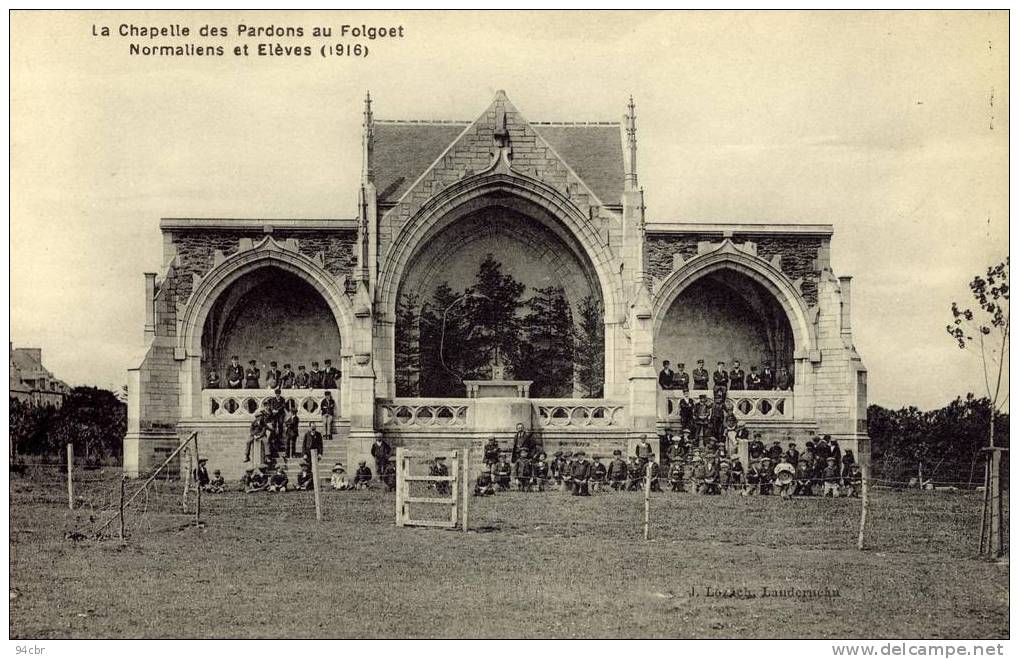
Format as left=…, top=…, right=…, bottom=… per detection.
left=625, top=96, right=638, bottom=189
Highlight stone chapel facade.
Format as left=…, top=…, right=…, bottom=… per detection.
left=124, top=91, right=868, bottom=478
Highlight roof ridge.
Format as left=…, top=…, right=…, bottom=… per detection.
left=374, top=119, right=471, bottom=125
left=532, top=121, right=621, bottom=126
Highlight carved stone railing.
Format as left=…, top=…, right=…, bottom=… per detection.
left=203, top=389, right=339, bottom=418
left=534, top=400, right=627, bottom=428
left=377, top=398, right=472, bottom=429
left=662, top=389, right=793, bottom=421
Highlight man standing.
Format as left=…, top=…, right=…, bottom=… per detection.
left=658, top=360, right=675, bottom=390
left=266, top=388, right=287, bottom=450
left=570, top=451, right=591, bottom=496
left=245, top=411, right=268, bottom=463
left=284, top=404, right=300, bottom=459
left=244, top=360, right=261, bottom=389
left=227, top=355, right=244, bottom=389
left=745, top=366, right=762, bottom=390
left=635, top=434, right=655, bottom=468
left=309, top=361, right=323, bottom=389
left=206, top=367, right=221, bottom=389
left=712, top=361, right=729, bottom=391
left=673, top=362, right=690, bottom=393
left=511, top=422, right=532, bottom=462
left=728, top=360, right=746, bottom=391
left=322, top=358, right=341, bottom=389
left=320, top=391, right=336, bottom=440
left=760, top=363, right=775, bottom=390
left=265, top=361, right=282, bottom=390
left=678, top=391, right=694, bottom=433
left=692, top=359, right=710, bottom=390
left=776, top=365, right=794, bottom=391
left=301, top=422, right=324, bottom=464
left=607, top=450, right=628, bottom=490
left=371, top=436, right=392, bottom=482
left=514, top=449, right=534, bottom=492
left=693, top=394, right=713, bottom=444
left=294, top=364, right=310, bottom=389
left=280, top=363, right=296, bottom=389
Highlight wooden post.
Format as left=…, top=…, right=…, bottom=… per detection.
left=461, top=444, right=470, bottom=533
left=979, top=447, right=1006, bottom=558
left=643, top=462, right=652, bottom=541
left=194, top=434, right=202, bottom=528
left=119, top=476, right=126, bottom=541
left=395, top=447, right=405, bottom=527
left=311, top=448, right=323, bottom=522
left=66, top=442, right=74, bottom=510
left=857, top=462, right=869, bottom=550
left=182, top=443, right=192, bottom=512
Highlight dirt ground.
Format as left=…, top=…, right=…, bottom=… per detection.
left=8, top=468, right=1009, bottom=639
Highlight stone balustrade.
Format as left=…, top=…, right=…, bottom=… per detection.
left=378, top=399, right=472, bottom=429
left=534, top=400, right=627, bottom=428
left=662, top=389, right=793, bottom=420
left=202, top=388, right=339, bottom=418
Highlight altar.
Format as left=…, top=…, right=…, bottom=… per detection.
left=463, top=379, right=532, bottom=399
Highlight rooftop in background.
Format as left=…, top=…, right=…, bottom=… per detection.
left=372, top=119, right=625, bottom=207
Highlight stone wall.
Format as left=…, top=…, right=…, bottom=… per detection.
left=167, top=229, right=358, bottom=302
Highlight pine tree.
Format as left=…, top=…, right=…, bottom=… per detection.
left=520, top=286, right=576, bottom=397
left=461, top=255, right=525, bottom=379
left=419, top=282, right=468, bottom=397
left=575, top=295, right=605, bottom=398
left=394, top=292, right=421, bottom=396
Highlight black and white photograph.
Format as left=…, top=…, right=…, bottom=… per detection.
left=7, top=9, right=1009, bottom=646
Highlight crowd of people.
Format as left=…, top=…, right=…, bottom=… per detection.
left=658, top=358, right=794, bottom=392
left=206, top=355, right=341, bottom=390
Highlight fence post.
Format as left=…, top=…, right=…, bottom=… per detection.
left=311, top=448, right=323, bottom=522
left=66, top=442, right=74, bottom=510
left=194, top=434, right=202, bottom=528
left=461, top=444, right=470, bottom=533
left=857, top=462, right=869, bottom=550
left=644, top=462, right=651, bottom=541
left=119, top=476, right=126, bottom=541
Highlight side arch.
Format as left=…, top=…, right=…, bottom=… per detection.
left=651, top=244, right=815, bottom=354
left=178, top=237, right=355, bottom=359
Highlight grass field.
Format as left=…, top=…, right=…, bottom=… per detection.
left=9, top=468, right=1009, bottom=639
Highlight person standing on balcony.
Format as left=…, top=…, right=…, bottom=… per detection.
left=309, top=361, right=323, bottom=389
left=266, top=388, right=287, bottom=448
left=371, top=436, right=392, bottom=481
left=244, top=360, right=261, bottom=389
left=658, top=360, right=675, bottom=389
left=760, top=363, right=775, bottom=390
left=227, top=355, right=244, bottom=389
left=745, top=366, right=762, bottom=390
left=692, top=359, right=709, bottom=390
left=265, top=361, right=282, bottom=390
left=776, top=365, right=793, bottom=391
left=712, top=361, right=729, bottom=392
left=320, top=391, right=336, bottom=440
left=280, top=363, right=295, bottom=389
left=673, top=362, right=690, bottom=393
left=206, top=367, right=221, bottom=389
left=728, top=360, right=745, bottom=391
left=322, top=359, right=340, bottom=389
left=294, top=364, right=310, bottom=389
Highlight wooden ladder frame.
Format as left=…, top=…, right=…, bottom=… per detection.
left=395, top=447, right=460, bottom=528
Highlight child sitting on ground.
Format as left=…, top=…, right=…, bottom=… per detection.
left=268, top=466, right=289, bottom=493
left=296, top=462, right=314, bottom=491
left=205, top=469, right=226, bottom=493
left=354, top=461, right=373, bottom=489
left=330, top=463, right=351, bottom=490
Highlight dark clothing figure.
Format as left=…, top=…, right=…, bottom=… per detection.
left=284, top=411, right=300, bottom=458
left=570, top=458, right=591, bottom=496
left=760, top=368, right=775, bottom=390
left=206, top=371, right=221, bottom=389
left=322, top=366, right=341, bottom=389
left=768, top=443, right=784, bottom=462
left=354, top=464, right=372, bottom=488
left=511, top=428, right=533, bottom=462
left=245, top=416, right=268, bottom=463
left=590, top=461, right=607, bottom=491
left=483, top=439, right=501, bottom=467
left=607, top=457, right=628, bottom=490
left=301, top=428, right=323, bottom=463
left=678, top=397, right=694, bottom=431
left=712, top=369, right=729, bottom=390
left=730, top=459, right=745, bottom=488
left=309, top=369, right=323, bottom=389
left=728, top=368, right=745, bottom=391
left=193, top=463, right=210, bottom=487
left=514, top=457, right=534, bottom=491
left=626, top=460, right=643, bottom=491
left=244, top=366, right=261, bottom=389
left=383, top=462, right=397, bottom=492
left=786, top=447, right=800, bottom=467
left=296, top=468, right=314, bottom=491
left=265, top=368, right=282, bottom=390
left=227, top=363, right=244, bottom=389
left=371, top=439, right=393, bottom=481
left=533, top=458, right=550, bottom=491
left=493, top=461, right=512, bottom=491
left=758, top=462, right=774, bottom=495
left=658, top=368, right=675, bottom=389
left=692, top=367, right=710, bottom=390
left=746, top=371, right=762, bottom=390
left=294, top=371, right=310, bottom=389
left=748, top=439, right=765, bottom=460
left=474, top=470, right=495, bottom=496
left=776, top=368, right=793, bottom=391
left=668, top=461, right=685, bottom=491
left=280, top=369, right=296, bottom=389
left=673, top=370, right=690, bottom=393
left=693, top=398, right=713, bottom=443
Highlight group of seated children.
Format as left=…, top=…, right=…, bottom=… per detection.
left=328, top=459, right=395, bottom=492
left=471, top=432, right=862, bottom=499
left=239, top=460, right=316, bottom=493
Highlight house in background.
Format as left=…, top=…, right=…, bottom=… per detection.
left=9, top=343, right=70, bottom=407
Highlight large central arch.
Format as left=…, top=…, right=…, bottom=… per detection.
left=377, top=172, right=624, bottom=399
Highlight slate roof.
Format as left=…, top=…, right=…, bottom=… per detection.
left=372, top=120, right=624, bottom=206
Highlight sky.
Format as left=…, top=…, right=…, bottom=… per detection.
left=9, top=10, right=1009, bottom=410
